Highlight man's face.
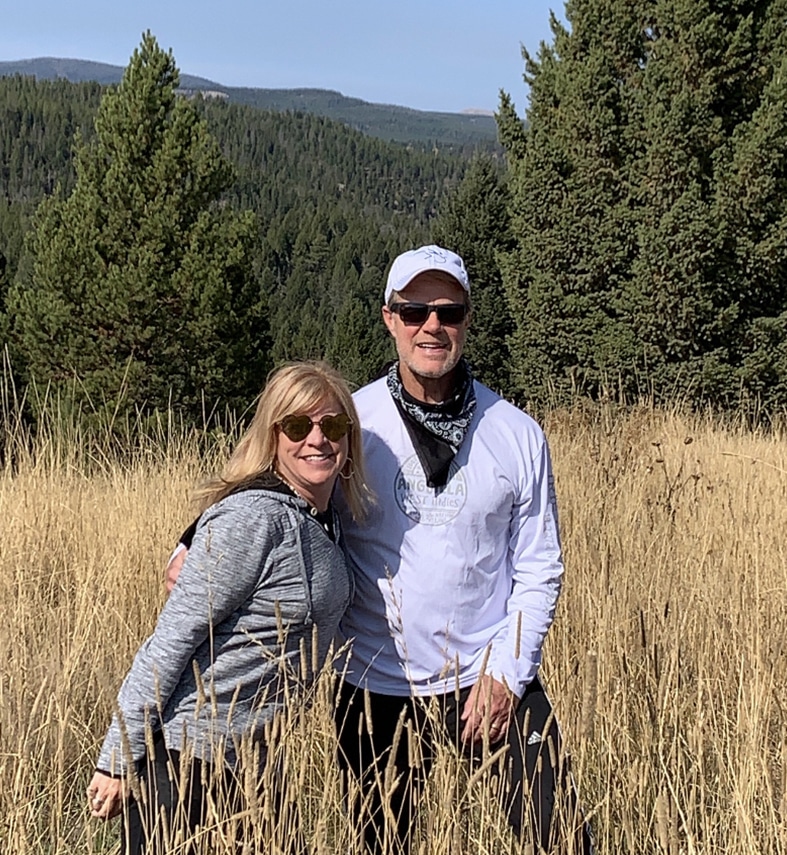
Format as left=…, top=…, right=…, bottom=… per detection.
left=382, top=272, right=470, bottom=387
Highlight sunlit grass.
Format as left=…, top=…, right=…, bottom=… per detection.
left=0, top=395, right=785, bottom=853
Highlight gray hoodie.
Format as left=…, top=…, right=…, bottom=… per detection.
left=97, top=488, right=352, bottom=774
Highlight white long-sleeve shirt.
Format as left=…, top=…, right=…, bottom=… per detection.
left=338, top=377, right=563, bottom=698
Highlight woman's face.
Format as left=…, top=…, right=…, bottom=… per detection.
left=275, top=397, right=350, bottom=509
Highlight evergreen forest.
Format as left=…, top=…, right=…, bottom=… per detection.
left=0, top=56, right=501, bottom=151
left=3, top=0, right=787, bottom=427
left=0, top=39, right=469, bottom=423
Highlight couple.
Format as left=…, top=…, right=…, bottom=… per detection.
left=88, top=245, right=593, bottom=853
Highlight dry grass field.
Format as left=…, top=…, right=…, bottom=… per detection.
left=0, top=400, right=785, bottom=853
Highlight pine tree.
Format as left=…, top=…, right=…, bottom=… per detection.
left=326, top=275, right=392, bottom=389
left=501, top=0, right=787, bottom=409
left=8, top=33, right=269, bottom=423
left=432, top=157, right=515, bottom=396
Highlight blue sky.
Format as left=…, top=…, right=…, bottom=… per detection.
left=1, top=0, right=567, bottom=114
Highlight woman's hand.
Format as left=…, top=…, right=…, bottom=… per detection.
left=86, top=770, right=126, bottom=820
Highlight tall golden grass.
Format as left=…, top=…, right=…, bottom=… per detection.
left=0, top=396, right=785, bottom=853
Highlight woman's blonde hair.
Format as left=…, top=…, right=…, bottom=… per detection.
left=197, top=361, right=371, bottom=520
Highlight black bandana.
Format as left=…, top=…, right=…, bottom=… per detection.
left=386, top=359, right=477, bottom=488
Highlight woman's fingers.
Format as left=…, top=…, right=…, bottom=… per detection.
left=87, top=771, right=125, bottom=820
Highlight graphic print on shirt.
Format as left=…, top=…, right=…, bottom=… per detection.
left=393, top=454, right=468, bottom=525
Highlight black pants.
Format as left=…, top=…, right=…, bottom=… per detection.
left=120, top=732, right=238, bottom=855
left=336, top=677, right=594, bottom=854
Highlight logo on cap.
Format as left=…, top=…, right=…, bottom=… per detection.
left=418, top=247, right=450, bottom=263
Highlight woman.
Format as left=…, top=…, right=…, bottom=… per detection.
left=86, top=361, right=369, bottom=853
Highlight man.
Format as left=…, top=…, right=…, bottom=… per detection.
left=333, top=245, right=592, bottom=853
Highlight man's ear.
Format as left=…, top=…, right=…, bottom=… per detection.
left=382, top=305, right=396, bottom=336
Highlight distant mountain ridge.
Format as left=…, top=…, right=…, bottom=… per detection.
left=0, top=57, right=500, bottom=150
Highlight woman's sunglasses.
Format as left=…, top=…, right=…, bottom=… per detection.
left=278, top=413, right=353, bottom=443
left=389, top=302, right=469, bottom=326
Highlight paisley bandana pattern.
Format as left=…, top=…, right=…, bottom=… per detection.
left=386, top=360, right=477, bottom=488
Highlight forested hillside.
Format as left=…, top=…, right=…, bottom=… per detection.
left=497, top=0, right=787, bottom=411
left=0, top=57, right=500, bottom=150
left=0, top=67, right=468, bottom=419
left=6, top=0, right=787, bottom=426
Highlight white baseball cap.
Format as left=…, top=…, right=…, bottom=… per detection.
left=384, top=245, right=470, bottom=303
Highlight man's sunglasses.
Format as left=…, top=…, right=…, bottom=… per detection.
left=389, top=302, right=469, bottom=326
left=278, top=413, right=353, bottom=443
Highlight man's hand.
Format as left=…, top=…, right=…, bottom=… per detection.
left=86, top=770, right=125, bottom=820
left=165, top=545, right=188, bottom=593
left=460, top=674, right=516, bottom=744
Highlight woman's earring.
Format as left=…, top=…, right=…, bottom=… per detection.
left=339, top=458, right=355, bottom=480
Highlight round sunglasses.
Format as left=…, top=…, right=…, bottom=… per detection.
left=278, top=413, right=353, bottom=443
left=389, top=301, right=469, bottom=326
